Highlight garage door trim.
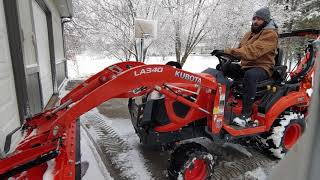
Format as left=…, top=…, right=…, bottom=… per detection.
left=3, top=0, right=30, bottom=123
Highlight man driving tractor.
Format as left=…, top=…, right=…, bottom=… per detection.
left=211, top=7, right=279, bottom=127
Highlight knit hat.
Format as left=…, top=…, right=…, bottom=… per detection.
left=253, top=7, right=271, bottom=23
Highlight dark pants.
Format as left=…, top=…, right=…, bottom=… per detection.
left=222, top=63, right=268, bottom=115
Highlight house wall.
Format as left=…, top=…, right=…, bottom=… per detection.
left=0, top=0, right=22, bottom=158
left=45, top=0, right=67, bottom=88
left=0, top=0, right=69, bottom=157
left=17, top=0, right=67, bottom=114
left=18, top=0, right=43, bottom=113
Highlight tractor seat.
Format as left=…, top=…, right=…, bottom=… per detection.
left=233, top=48, right=287, bottom=97
left=259, top=48, right=287, bottom=84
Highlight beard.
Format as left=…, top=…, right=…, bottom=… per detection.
left=251, top=22, right=267, bottom=33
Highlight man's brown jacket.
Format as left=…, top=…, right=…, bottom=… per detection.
left=224, top=25, right=278, bottom=77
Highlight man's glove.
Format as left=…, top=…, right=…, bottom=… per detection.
left=210, top=49, right=224, bottom=56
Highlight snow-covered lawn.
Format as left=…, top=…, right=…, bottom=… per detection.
left=67, top=54, right=219, bottom=79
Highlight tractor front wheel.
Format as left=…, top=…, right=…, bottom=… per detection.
left=168, top=142, right=215, bottom=180
left=257, top=112, right=306, bottom=159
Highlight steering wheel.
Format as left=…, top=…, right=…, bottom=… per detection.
left=214, top=53, right=240, bottom=70
left=216, top=52, right=239, bottom=64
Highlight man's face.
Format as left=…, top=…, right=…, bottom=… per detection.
left=251, top=16, right=266, bottom=33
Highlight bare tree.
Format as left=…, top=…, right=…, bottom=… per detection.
left=66, top=0, right=277, bottom=65
left=65, top=0, right=161, bottom=62
left=161, top=0, right=221, bottom=65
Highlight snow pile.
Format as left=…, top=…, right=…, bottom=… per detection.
left=244, top=167, right=267, bottom=180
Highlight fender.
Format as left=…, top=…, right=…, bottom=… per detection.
left=264, top=91, right=309, bottom=129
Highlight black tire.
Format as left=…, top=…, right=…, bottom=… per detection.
left=256, top=111, right=306, bottom=159
left=168, top=142, right=215, bottom=180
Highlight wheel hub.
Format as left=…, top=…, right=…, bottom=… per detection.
left=184, top=159, right=207, bottom=180
left=283, top=123, right=302, bottom=150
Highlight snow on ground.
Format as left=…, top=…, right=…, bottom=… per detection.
left=244, top=167, right=267, bottom=180
left=58, top=79, right=71, bottom=99
left=56, top=82, right=111, bottom=179
left=80, top=108, right=154, bottom=180
left=67, top=54, right=121, bottom=78
left=81, top=127, right=113, bottom=180
left=222, top=142, right=253, bottom=157
left=144, top=55, right=219, bottom=73
left=67, top=54, right=219, bottom=78
left=43, top=159, right=55, bottom=180
left=181, top=55, right=219, bottom=73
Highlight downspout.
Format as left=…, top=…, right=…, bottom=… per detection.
left=61, top=17, right=71, bottom=79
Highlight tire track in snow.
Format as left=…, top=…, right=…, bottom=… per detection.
left=211, top=143, right=276, bottom=180
left=81, top=110, right=154, bottom=180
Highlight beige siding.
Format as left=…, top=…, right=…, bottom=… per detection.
left=0, top=1, right=21, bottom=157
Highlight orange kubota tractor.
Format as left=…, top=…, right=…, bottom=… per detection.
left=0, top=29, right=318, bottom=180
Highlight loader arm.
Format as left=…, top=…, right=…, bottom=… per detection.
left=0, top=62, right=218, bottom=179
left=48, top=64, right=218, bottom=136
left=60, top=61, right=145, bottom=104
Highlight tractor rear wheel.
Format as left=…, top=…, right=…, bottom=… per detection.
left=257, top=111, right=306, bottom=159
left=168, top=142, right=215, bottom=180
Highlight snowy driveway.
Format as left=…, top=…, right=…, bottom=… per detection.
left=79, top=98, right=277, bottom=180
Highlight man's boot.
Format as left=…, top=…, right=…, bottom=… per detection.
left=233, top=97, right=255, bottom=127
